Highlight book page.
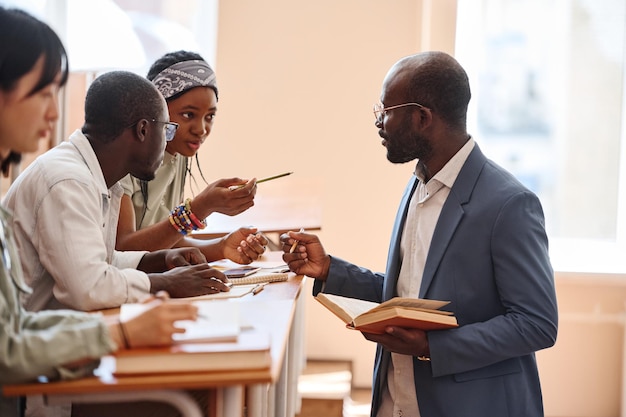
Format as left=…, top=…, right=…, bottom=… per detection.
left=120, top=300, right=240, bottom=343
left=355, top=306, right=458, bottom=333
left=370, top=297, right=450, bottom=314
left=315, top=293, right=379, bottom=323
left=174, top=285, right=257, bottom=301
left=172, top=300, right=239, bottom=343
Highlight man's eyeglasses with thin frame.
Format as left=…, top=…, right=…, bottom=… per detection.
left=150, top=119, right=179, bottom=142
left=373, top=102, right=430, bottom=124
left=127, top=119, right=179, bottom=142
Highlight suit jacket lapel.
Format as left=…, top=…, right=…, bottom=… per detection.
left=383, top=176, right=418, bottom=301
left=419, top=145, right=487, bottom=298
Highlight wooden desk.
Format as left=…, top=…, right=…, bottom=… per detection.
left=194, top=176, right=322, bottom=240
left=3, top=254, right=307, bottom=417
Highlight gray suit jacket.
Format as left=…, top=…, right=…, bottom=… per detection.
left=314, top=145, right=558, bottom=417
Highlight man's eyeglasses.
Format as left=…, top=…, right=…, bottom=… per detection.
left=150, top=120, right=179, bottom=142
left=127, top=119, right=179, bottom=141
left=373, top=102, right=430, bottom=123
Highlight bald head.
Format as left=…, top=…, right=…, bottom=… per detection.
left=82, top=71, right=166, bottom=142
left=386, top=51, right=471, bottom=131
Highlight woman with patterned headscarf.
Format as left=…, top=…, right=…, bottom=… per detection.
left=116, top=51, right=268, bottom=264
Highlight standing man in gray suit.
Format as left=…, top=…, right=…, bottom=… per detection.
left=281, top=51, right=558, bottom=417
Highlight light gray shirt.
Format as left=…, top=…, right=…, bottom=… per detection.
left=2, top=130, right=150, bottom=312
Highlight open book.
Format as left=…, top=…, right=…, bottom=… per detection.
left=315, top=293, right=458, bottom=334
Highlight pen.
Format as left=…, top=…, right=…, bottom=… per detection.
left=197, top=313, right=211, bottom=321
left=252, top=283, right=267, bottom=295
left=230, top=172, right=293, bottom=190
left=290, top=227, right=305, bottom=253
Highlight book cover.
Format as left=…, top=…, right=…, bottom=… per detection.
left=315, top=293, right=458, bottom=334
left=112, top=329, right=271, bottom=375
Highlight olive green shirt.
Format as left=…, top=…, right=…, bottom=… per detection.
left=120, top=152, right=186, bottom=229
left=0, top=206, right=116, bottom=417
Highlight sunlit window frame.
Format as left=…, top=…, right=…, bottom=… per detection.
left=455, top=0, right=626, bottom=274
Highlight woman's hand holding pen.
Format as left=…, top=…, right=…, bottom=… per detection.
left=191, top=172, right=292, bottom=219
left=192, top=177, right=257, bottom=218
left=280, top=230, right=331, bottom=280
left=107, top=294, right=199, bottom=349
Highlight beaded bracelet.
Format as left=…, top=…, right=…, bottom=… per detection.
left=184, top=198, right=207, bottom=229
left=169, top=209, right=190, bottom=235
left=168, top=198, right=207, bottom=235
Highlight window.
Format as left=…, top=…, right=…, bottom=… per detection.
left=456, top=0, right=626, bottom=271
left=0, top=0, right=218, bottom=74
left=0, top=0, right=218, bottom=193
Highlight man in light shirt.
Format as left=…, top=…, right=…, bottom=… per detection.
left=3, top=70, right=231, bottom=313
left=281, top=51, right=558, bottom=417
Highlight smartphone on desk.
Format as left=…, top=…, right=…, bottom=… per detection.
left=223, top=266, right=261, bottom=278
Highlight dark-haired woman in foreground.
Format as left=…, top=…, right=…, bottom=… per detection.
left=0, top=7, right=198, bottom=417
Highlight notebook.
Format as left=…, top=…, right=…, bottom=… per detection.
left=174, top=284, right=259, bottom=301
left=228, top=271, right=289, bottom=286
left=209, top=259, right=290, bottom=286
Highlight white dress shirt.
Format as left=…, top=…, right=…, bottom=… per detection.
left=377, top=137, right=475, bottom=417
left=2, top=130, right=151, bottom=311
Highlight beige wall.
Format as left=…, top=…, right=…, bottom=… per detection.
left=538, top=273, right=626, bottom=417
left=207, top=0, right=457, bottom=388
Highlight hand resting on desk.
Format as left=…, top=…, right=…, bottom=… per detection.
left=139, top=247, right=232, bottom=298
left=148, top=263, right=231, bottom=298
left=101, top=293, right=200, bottom=350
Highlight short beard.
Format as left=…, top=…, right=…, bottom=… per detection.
left=386, top=130, right=432, bottom=165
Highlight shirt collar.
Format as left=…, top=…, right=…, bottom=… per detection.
left=414, top=136, right=475, bottom=188
left=68, top=129, right=109, bottom=195
left=163, top=150, right=177, bottom=164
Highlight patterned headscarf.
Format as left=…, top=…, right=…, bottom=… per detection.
left=151, top=59, right=217, bottom=100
